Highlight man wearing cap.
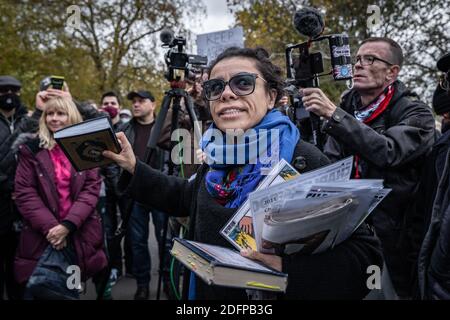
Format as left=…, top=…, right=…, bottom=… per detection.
left=415, top=53, right=450, bottom=299
left=119, top=90, right=166, bottom=300
left=0, top=75, right=42, bottom=299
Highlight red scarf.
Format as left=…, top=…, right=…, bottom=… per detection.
left=354, top=85, right=395, bottom=178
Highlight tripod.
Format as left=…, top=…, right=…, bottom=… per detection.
left=96, top=82, right=201, bottom=300
left=149, top=84, right=201, bottom=300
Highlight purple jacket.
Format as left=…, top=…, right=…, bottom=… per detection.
left=13, top=137, right=107, bottom=284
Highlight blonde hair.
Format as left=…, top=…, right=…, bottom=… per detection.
left=39, top=97, right=83, bottom=150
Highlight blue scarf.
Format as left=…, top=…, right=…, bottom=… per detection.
left=200, top=109, right=300, bottom=208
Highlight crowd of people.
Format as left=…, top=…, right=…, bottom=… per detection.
left=0, top=36, right=449, bottom=300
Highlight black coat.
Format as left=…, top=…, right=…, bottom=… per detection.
left=414, top=130, right=450, bottom=299
left=118, top=118, right=165, bottom=171
left=322, top=80, right=436, bottom=296
left=119, top=139, right=383, bottom=300
left=0, top=105, right=41, bottom=234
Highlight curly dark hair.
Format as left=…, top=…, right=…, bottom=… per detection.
left=207, top=47, right=284, bottom=104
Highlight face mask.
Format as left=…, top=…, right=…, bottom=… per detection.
left=120, top=117, right=131, bottom=124
left=103, top=106, right=119, bottom=119
left=0, top=93, right=21, bottom=111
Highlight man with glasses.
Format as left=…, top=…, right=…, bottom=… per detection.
left=300, top=37, right=436, bottom=299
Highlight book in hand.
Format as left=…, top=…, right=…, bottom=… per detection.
left=53, top=116, right=121, bottom=171
left=170, top=238, right=288, bottom=292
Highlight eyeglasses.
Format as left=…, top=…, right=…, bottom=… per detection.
left=353, top=55, right=395, bottom=66
left=203, top=73, right=267, bottom=101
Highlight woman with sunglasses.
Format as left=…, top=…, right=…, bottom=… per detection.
left=104, top=47, right=382, bottom=300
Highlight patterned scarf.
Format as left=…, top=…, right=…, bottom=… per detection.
left=200, top=109, right=300, bottom=208
left=354, top=84, right=395, bottom=123
left=353, top=84, right=395, bottom=179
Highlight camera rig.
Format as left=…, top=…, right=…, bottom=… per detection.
left=285, top=7, right=354, bottom=148
left=160, top=30, right=208, bottom=87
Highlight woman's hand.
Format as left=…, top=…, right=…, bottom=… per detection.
left=46, top=88, right=72, bottom=100
left=35, top=91, right=48, bottom=111
left=103, top=132, right=137, bottom=174
left=240, top=249, right=282, bottom=272
left=239, top=216, right=253, bottom=235
left=47, top=224, right=69, bottom=247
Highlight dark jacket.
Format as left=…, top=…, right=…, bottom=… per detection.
left=322, top=80, right=436, bottom=296
left=13, top=136, right=107, bottom=284
left=0, top=105, right=41, bottom=234
left=119, top=139, right=383, bottom=300
left=415, top=130, right=450, bottom=299
left=100, top=120, right=126, bottom=209
left=118, top=118, right=165, bottom=171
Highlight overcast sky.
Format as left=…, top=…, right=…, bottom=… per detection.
left=189, top=0, right=236, bottom=35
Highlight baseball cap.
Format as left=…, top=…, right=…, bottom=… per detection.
left=0, top=75, right=22, bottom=89
left=127, top=90, right=155, bottom=102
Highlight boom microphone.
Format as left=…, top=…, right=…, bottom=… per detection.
left=293, top=7, right=325, bottom=39
left=160, top=29, right=174, bottom=45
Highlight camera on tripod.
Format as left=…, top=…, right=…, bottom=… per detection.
left=160, top=30, right=208, bottom=84
left=284, top=7, right=353, bottom=147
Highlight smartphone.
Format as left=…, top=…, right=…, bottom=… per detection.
left=50, top=75, right=65, bottom=90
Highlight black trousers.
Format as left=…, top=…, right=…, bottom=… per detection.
left=0, top=230, right=21, bottom=300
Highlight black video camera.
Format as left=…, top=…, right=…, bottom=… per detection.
left=160, top=30, right=208, bottom=84
left=285, top=7, right=353, bottom=147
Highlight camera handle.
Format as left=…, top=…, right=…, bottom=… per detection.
left=286, top=41, right=324, bottom=149
left=309, top=76, right=323, bottom=149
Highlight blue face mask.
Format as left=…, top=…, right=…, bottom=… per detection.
left=0, top=93, right=21, bottom=111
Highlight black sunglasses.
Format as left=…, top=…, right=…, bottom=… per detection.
left=0, top=86, right=20, bottom=94
left=203, top=73, right=267, bottom=101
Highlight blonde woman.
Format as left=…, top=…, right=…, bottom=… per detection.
left=13, top=97, right=107, bottom=297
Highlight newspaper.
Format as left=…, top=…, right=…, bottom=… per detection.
left=249, top=180, right=390, bottom=254
left=219, top=159, right=299, bottom=251
left=220, top=157, right=354, bottom=251
left=260, top=193, right=358, bottom=254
